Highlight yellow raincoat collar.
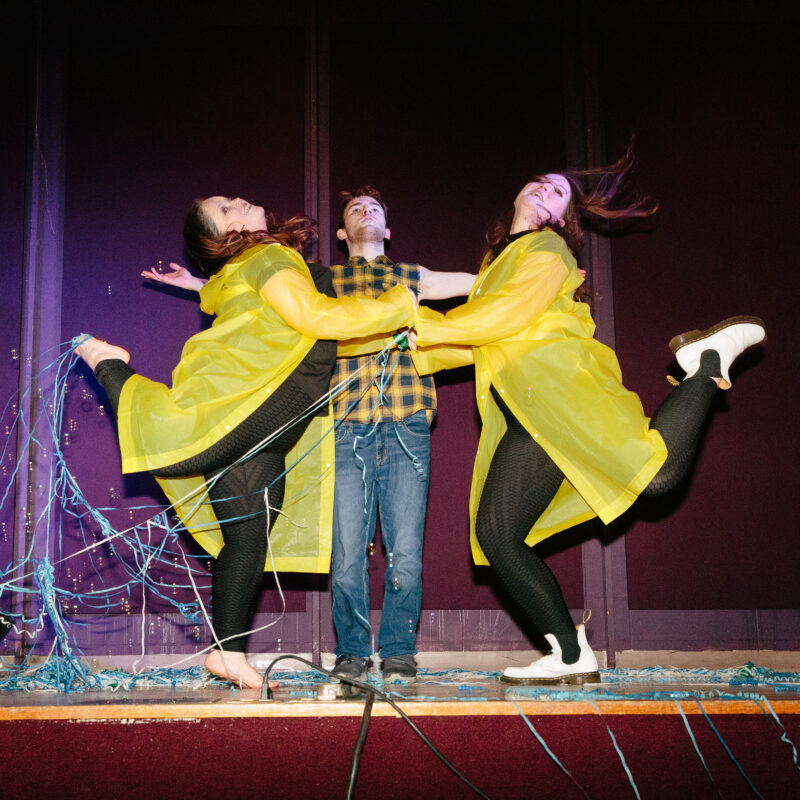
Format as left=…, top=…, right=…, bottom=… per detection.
left=199, top=243, right=279, bottom=315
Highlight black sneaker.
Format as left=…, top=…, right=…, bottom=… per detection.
left=382, top=654, right=417, bottom=682
left=332, top=654, right=368, bottom=681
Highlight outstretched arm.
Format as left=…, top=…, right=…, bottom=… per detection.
left=415, top=251, right=567, bottom=348
left=260, top=268, right=415, bottom=341
left=141, top=262, right=207, bottom=293
left=418, top=267, right=476, bottom=301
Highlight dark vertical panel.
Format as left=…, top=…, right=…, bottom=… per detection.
left=599, top=11, right=799, bottom=615
left=561, top=3, right=627, bottom=660
left=57, top=22, right=308, bottom=653
left=326, top=17, right=585, bottom=637
left=0, top=27, right=34, bottom=636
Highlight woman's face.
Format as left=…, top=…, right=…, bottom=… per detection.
left=514, top=173, right=572, bottom=227
left=200, top=196, right=267, bottom=234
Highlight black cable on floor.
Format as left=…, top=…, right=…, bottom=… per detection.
left=345, top=688, right=374, bottom=800
left=261, top=654, right=493, bottom=800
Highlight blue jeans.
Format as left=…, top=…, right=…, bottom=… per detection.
left=331, top=410, right=431, bottom=659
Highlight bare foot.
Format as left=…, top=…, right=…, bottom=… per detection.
left=74, top=336, right=131, bottom=371
left=205, top=649, right=277, bottom=690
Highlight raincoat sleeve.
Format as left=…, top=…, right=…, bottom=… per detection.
left=336, top=334, right=475, bottom=371
left=336, top=332, right=402, bottom=358
left=411, top=343, right=474, bottom=375
left=259, top=268, right=414, bottom=340
left=415, top=250, right=568, bottom=347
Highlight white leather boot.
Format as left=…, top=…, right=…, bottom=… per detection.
left=669, top=316, right=765, bottom=389
left=501, top=624, right=600, bottom=685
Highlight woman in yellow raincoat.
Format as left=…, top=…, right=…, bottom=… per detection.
left=76, top=196, right=415, bottom=689
left=413, top=152, right=764, bottom=685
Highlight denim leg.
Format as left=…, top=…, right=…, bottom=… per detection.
left=331, top=420, right=378, bottom=658
left=376, top=411, right=430, bottom=658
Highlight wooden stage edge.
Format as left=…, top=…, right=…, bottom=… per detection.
left=3, top=697, right=800, bottom=722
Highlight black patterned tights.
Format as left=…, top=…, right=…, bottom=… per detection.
left=475, top=351, right=721, bottom=664
left=94, top=358, right=314, bottom=652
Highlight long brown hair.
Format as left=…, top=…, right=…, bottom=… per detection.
left=183, top=200, right=318, bottom=277
left=484, top=141, right=658, bottom=266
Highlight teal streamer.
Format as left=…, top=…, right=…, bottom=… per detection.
left=674, top=700, right=723, bottom=799
left=696, top=700, right=765, bottom=799
left=587, top=698, right=641, bottom=800
left=34, top=557, right=99, bottom=690
left=1, top=334, right=408, bottom=688
left=512, top=700, right=592, bottom=799
left=753, top=696, right=800, bottom=771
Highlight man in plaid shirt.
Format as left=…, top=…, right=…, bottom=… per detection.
left=330, top=187, right=475, bottom=682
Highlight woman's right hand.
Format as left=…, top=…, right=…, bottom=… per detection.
left=140, top=262, right=206, bottom=292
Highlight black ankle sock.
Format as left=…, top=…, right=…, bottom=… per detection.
left=554, top=630, right=580, bottom=664
left=694, top=349, right=722, bottom=380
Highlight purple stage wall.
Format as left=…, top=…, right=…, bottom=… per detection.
left=600, top=14, right=799, bottom=611
left=0, top=28, right=32, bottom=625
left=59, top=21, right=313, bottom=650
left=1, top=1, right=797, bottom=659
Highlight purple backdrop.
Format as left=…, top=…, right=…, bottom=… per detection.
left=56, top=22, right=310, bottom=652
left=600, top=14, right=799, bottom=610
left=0, top=28, right=32, bottom=621
left=2, top=3, right=797, bottom=659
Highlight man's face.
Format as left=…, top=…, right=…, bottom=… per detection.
left=337, top=196, right=390, bottom=245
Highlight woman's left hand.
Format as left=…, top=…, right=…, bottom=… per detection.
left=141, top=262, right=206, bottom=292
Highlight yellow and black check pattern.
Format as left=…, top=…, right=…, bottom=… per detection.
left=331, top=256, right=436, bottom=423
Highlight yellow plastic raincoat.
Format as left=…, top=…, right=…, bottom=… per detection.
left=116, top=242, right=414, bottom=571
left=413, top=230, right=667, bottom=565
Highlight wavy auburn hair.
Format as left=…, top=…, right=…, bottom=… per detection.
left=484, top=140, right=658, bottom=266
left=183, top=200, right=318, bottom=277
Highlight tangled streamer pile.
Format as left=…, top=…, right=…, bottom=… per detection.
left=0, top=334, right=406, bottom=690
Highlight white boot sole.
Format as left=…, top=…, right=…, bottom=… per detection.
left=501, top=670, right=601, bottom=686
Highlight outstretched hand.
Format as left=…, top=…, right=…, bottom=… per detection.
left=141, top=262, right=206, bottom=292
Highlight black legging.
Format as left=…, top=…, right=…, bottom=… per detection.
left=475, top=350, right=721, bottom=663
left=95, top=358, right=317, bottom=653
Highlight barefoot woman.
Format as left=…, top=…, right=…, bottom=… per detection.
left=77, top=197, right=414, bottom=688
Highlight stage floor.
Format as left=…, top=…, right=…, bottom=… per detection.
left=3, top=666, right=799, bottom=800
left=2, top=668, right=798, bottom=721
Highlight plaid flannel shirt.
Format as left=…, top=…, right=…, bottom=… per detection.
left=331, top=255, right=436, bottom=423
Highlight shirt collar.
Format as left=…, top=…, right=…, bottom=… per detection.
left=345, top=253, right=395, bottom=268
